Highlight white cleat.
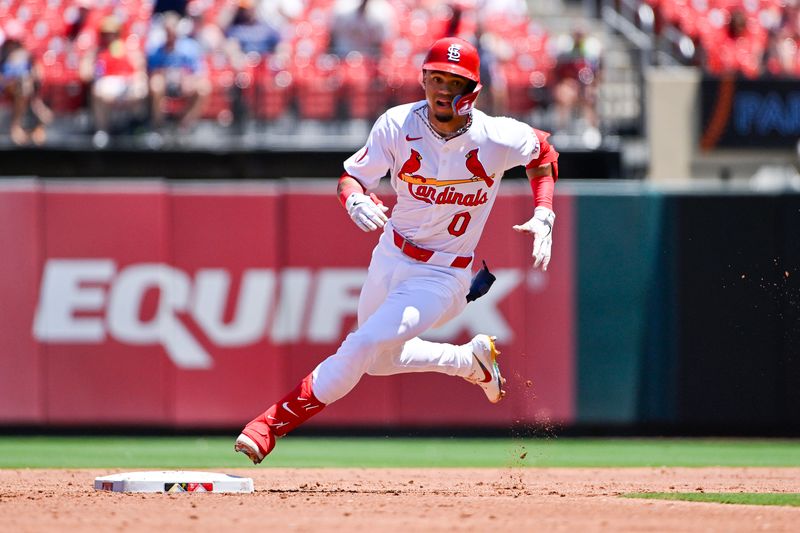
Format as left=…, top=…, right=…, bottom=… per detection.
left=464, top=334, right=506, bottom=403
left=234, top=434, right=265, bottom=465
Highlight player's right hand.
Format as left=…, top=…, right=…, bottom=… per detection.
left=345, top=192, right=389, bottom=232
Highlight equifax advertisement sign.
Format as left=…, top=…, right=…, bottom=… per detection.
left=0, top=181, right=574, bottom=428
left=33, top=261, right=532, bottom=371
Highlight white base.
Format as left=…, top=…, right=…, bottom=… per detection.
left=94, top=471, right=254, bottom=493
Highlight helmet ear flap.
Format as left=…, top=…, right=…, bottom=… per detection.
left=452, top=83, right=482, bottom=115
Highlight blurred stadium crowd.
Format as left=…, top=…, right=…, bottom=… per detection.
left=633, top=0, right=800, bottom=77
left=0, top=0, right=797, bottom=148
left=0, top=0, right=604, bottom=147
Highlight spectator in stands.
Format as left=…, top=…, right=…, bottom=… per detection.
left=762, top=27, right=798, bottom=77
left=474, top=25, right=509, bottom=116
left=0, top=19, right=52, bottom=145
left=221, top=0, right=283, bottom=56
left=475, top=0, right=528, bottom=18
left=187, top=2, right=246, bottom=70
left=64, top=0, right=93, bottom=44
left=147, top=12, right=211, bottom=132
left=552, top=27, right=602, bottom=141
left=56, top=0, right=101, bottom=58
left=727, top=8, right=748, bottom=41
left=81, top=16, right=149, bottom=148
left=254, top=0, right=307, bottom=31
left=716, top=8, right=763, bottom=78
left=441, top=2, right=466, bottom=39
left=429, top=1, right=476, bottom=41
left=329, top=0, right=397, bottom=59
left=154, top=0, right=188, bottom=17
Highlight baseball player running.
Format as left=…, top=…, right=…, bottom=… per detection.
left=235, top=37, right=559, bottom=464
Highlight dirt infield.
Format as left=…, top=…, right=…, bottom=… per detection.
left=1, top=468, right=799, bottom=532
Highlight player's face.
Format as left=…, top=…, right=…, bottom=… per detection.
left=423, top=70, right=470, bottom=123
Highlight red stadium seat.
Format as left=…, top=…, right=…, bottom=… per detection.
left=294, top=53, right=342, bottom=120
left=202, top=55, right=236, bottom=124
left=248, top=55, right=293, bottom=121
left=340, top=52, right=384, bottom=120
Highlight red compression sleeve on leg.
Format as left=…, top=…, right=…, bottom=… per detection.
left=530, top=174, right=555, bottom=210
left=263, top=373, right=325, bottom=437
left=337, top=172, right=365, bottom=207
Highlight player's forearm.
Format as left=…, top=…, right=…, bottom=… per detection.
left=337, top=173, right=366, bottom=207
left=525, top=165, right=555, bottom=211
left=525, top=128, right=559, bottom=211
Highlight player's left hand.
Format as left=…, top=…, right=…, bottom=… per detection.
left=513, top=206, right=555, bottom=271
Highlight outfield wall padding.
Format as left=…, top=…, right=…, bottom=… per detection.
left=1, top=179, right=799, bottom=432
left=0, top=180, right=575, bottom=429
left=575, top=192, right=680, bottom=426
left=574, top=187, right=800, bottom=430
left=673, top=194, right=800, bottom=428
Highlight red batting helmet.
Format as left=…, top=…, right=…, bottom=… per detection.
left=422, top=37, right=480, bottom=84
left=422, top=37, right=482, bottom=116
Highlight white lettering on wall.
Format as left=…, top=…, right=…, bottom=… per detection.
left=32, top=259, right=525, bottom=369
left=33, top=259, right=115, bottom=342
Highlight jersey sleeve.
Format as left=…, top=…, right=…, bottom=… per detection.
left=343, top=112, right=396, bottom=190
left=503, top=119, right=541, bottom=170
left=525, top=129, right=559, bottom=181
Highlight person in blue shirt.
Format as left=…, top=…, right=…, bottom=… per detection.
left=147, top=12, right=211, bottom=132
left=223, top=0, right=282, bottom=56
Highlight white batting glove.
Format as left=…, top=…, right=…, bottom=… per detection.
left=512, top=206, right=556, bottom=271
left=345, top=192, right=389, bottom=232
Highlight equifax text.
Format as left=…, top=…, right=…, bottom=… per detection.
left=32, top=259, right=527, bottom=369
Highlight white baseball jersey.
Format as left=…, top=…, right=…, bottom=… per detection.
left=343, top=101, right=542, bottom=256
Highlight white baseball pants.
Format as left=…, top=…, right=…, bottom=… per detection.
left=311, top=229, right=476, bottom=405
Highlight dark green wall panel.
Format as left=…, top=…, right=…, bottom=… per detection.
left=575, top=189, right=800, bottom=431
left=575, top=193, right=674, bottom=424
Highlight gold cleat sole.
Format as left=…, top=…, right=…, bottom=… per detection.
left=487, top=336, right=506, bottom=403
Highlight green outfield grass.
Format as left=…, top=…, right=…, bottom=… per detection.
left=0, top=437, right=798, bottom=469
left=624, top=492, right=800, bottom=507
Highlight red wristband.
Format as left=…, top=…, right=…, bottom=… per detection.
left=338, top=173, right=364, bottom=207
